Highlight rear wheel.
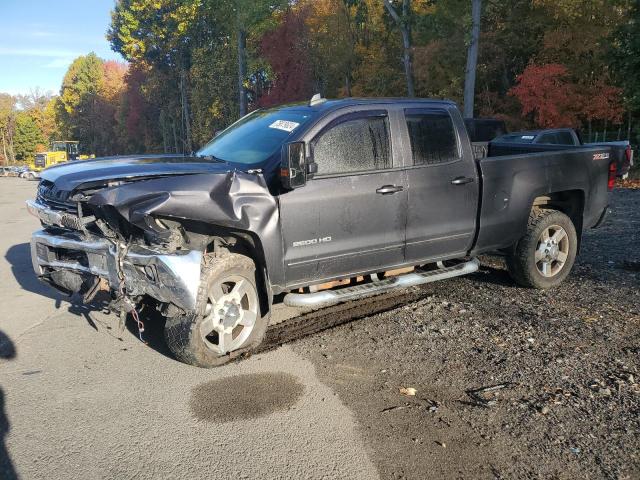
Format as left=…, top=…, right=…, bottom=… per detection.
left=506, top=209, right=577, bottom=289
left=164, top=253, right=269, bottom=368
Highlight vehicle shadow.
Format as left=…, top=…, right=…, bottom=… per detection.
left=469, top=265, right=516, bottom=287
left=124, top=308, right=173, bottom=359
left=5, top=243, right=65, bottom=304
left=0, top=330, right=18, bottom=480
left=4, top=243, right=171, bottom=357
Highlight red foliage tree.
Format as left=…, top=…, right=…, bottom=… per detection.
left=509, top=64, right=580, bottom=128
left=118, top=66, right=148, bottom=152
left=580, top=79, right=624, bottom=125
left=258, top=6, right=314, bottom=107
left=510, top=63, right=624, bottom=129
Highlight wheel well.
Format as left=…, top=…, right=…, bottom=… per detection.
left=532, top=190, right=584, bottom=249
left=202, top=228, right=272, bottom=317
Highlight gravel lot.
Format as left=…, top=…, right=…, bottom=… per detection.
left=292, top=186, right=640, bottom=479
left=1, top=177, right=638, bottom=479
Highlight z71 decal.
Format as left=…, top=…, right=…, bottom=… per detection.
left=593, top=153, right=610, bottom=161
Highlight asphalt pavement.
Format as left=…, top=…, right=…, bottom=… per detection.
left=0, top=177, right=379, bottom=479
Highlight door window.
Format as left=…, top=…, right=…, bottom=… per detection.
left=313, top=114, right=391, bottom=175
left=405, top=110, right=460, bottom=165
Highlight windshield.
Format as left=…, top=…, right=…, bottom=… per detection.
left=197, top=109, right=316, bottom=165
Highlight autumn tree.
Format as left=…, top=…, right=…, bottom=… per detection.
left=305, top=0, right=363, bottom=97
left=258, top=5, right=314, bottom=106
left=109, top=0, right=201, bottom=152
left=509, top=63, right=580, bottom=128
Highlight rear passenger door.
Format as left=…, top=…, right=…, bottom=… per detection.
left=402, top=107, right=479, bottom=263
left=279, top=109, right=407, bottom=287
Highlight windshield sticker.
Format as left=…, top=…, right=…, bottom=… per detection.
left=269, top=120, right=300, bottom=132
left=522, top=135, right=535, bottom=140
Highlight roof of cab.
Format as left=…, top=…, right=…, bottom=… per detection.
left=267, top=97, right=457, bottom=115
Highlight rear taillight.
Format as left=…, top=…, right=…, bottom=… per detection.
left=608, top=161, right=616, bottom=191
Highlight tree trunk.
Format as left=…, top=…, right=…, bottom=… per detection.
left=237, top=27, right=248, bottom=117
left=463, top=0, right=482, bottom=118
left=179, top=69, right=192, bottom=153
left=384, top=0, right=415, bottom=97
left=628, top=110, right=632, bottom=141
left=588, top=119, right=592, bottom=143
left=1, top=129, right=8, bottom=166
left=172, top=120, right=179, bottom=154
left=603, top=119, right=607, bottom=142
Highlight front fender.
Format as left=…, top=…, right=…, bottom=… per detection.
left=88, top=171, right=285, bottom=287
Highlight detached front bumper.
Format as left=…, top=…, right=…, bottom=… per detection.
left=30, top=229, right=202, bottom=312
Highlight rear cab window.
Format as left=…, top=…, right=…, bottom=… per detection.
left=555, top=131, right=576, bottom=145
left=312, top=110, right=392, bottom=176
left=404, top=109, right=460, bottom=165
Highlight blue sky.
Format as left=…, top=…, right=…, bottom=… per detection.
left=0, top=0, right=124, bottom=96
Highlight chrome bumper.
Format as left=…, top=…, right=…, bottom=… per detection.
left=30, top=229, right=202, bottom=312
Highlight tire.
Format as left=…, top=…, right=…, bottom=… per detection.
left=506, top=209, right=577, bottom=289
left=164, top=252, right=270, bottom=368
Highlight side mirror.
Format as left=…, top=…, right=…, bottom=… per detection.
left=281, top=142, right=307, bottom=190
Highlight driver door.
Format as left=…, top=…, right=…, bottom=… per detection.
left=279, top=109, right=407, bottom=288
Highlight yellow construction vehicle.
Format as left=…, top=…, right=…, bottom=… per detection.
left=33, top=141, right=94, bottom=171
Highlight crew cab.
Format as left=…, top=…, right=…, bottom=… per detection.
left=27, top=97, right=614, bottom=367
left=491, top=127, right=634, bottom=177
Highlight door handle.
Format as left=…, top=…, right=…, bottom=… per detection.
left=451, top=176, right=475, bottom=185
left=376, top=185, right=404, bottom=195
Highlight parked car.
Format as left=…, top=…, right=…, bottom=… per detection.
left=19, top=169, right=39, bottom=180
left=27, top=96, right=614, bottom=367
left=491, top=128, right=634, bottom=178
left=0, top=167, right=12, bottom=177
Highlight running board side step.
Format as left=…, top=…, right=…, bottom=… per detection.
left=283, top=258, right=480, bottom=309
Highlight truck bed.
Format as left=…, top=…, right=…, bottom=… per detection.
left=472, top=147, right=611, bottom=255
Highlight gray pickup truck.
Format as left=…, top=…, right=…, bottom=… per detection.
left=27, top=96, right=614, bottom=367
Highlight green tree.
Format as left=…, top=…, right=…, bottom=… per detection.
left=56, top=53, right=105, bottom=154
left=0, top=93, right=16, bottom=164
left=13, top=111, right=44, bottom=161
left=610, top=0, right=640, bottom=143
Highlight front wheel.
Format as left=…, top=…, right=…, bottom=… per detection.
left=164, top=253, right=269, bottom=367
left=506, top=209, right=577, bottom=289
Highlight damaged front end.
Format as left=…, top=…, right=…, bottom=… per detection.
left=29, top=217, right=202, bottom=312
left=27, top=167, right=279, bottom=325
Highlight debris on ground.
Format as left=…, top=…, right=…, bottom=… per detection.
left=399, top=387, right=417, bottom=396
left=466, top=383, right=511, bottom=407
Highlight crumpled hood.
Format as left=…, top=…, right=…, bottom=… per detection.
left=40, top=154, right=232, bottom=192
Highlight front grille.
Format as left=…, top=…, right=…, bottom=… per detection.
left=35, top=154, right=46, bottom=168
left=37, top=181, right=75, bottom=212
